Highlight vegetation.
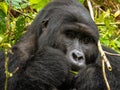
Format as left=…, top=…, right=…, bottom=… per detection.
left=0, top=0, right=120, bottom=53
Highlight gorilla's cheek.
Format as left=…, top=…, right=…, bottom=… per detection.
left=82, top=44, right=99, bottom=64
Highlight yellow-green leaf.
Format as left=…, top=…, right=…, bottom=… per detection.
left=0, top=2, right=8, bottom=15
left=29, top=0, right=41, bottom=5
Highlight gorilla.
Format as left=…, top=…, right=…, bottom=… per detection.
left=0, top=0, right=120, bottom=90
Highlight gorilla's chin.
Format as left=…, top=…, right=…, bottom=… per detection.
left=71, top=62, right=86, bottom=71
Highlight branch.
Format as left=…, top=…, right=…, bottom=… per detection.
left=98, top=41, right=112, bottom=71
left=102, top=57, right=111, bottom=90
left=98, top=41, right=112, bottom=90
left=96, top=22, right=120, bottom=26
left=87, top=0, right=94, bottom=20
left=104, top=51, right=120, bottom=56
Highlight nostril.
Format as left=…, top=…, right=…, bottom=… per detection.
left=78, top=56, right=83, bottom=60
left=72, top=53, right=77, bottom=60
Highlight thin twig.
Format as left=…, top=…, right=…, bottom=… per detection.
left=102, top=58, right=111, bottom=90
left=4, top=51, right=9, bottom=90
left=96, top=22, right=120, bottom=26
left=98, top=41, right=111, bottom=90
left=4, top=0, right=12, bottom=90
left=13, top=9, right=33, bottom=19
left=98, top=41, right=112, bottom=71
left=87, top=0, right=94, bottom=20
left=104, top=51, right=120, bottom=56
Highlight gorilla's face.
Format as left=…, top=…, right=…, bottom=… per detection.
left=38, top=22, right=99, bottom=71
left=37, top=1, right=99, bottom=71
left=60, top=23, right=99, bottom=71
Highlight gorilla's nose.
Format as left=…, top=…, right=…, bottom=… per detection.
left=71, top=50, right=84, bottom=62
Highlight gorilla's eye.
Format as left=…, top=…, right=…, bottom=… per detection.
left=83, top=37, right=93, bottom=44
left=65, top=31, right=76, bottom=39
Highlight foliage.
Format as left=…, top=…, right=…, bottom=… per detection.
left=93, top=0, right=120, bottom=53
left=95, top=10, right=120, bottom=53
left=79, top=0, right=85, bottom=4
left=0, top=0, right=120, bottom=53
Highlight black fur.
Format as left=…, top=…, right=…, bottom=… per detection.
left=0, top=0, right=120, bottom=90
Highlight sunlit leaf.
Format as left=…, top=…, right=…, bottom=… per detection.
left=29, top=0, right=41, bottom=5
left=104, top=9, right=110, bottom=18
left=79, top=0, right=85, bottom=4
left=118, top=0, right=120, bottom=3
left=0, top=2, right=8, bottom=15
left=114, top=10, right=120, bottom=18
left=115, top=41, right=120, bottom=47
left=0, top=35, right=4, bottom=43
left=6, top=0, right=28, bottom=9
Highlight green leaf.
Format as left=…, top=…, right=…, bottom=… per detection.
left=118, top=0, right=120, bottom=3
left=0, top=35, right=4, bottom=43
left=115, top=41, right=120, bottom=47
left=29, top=0, right=41, bottom=5
left=79, top=0, right=85, bottom=4
left=70, top=70, right=78, bottom=75
left=16, top=16, right=25, bottom=31
left=0, top=2, right=8, bottom=15
left=6, top=0, right=28, bottom=9
left=0, top=10, right=6, bottom=33
left=29, top=0, right=50, bottom=11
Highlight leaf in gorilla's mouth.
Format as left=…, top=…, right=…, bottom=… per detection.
left=70, top=70, right=78, bottom=75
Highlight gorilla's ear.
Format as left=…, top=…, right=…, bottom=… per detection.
left=41, top=19, right=49, bottom=31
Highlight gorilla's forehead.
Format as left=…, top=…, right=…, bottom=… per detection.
left=34, top=0, right=99, bottom=40
left=45, top=1, right=91, bottom=23
left=43, top=1, right=99, bottom=37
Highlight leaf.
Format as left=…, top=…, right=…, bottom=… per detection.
left=16, top=16, right=25, bottom=30
left=6, top=0, right=28, bottom=9
left=115, top=41, right=120, bottom=47
left=118, top=0, right=120, bottom=3
left=70, top=70, right=78, bottom=75
left=29, top=0, right=41, bottom=5
left=0, top=2, right=8, bottom=15
left=0, top=43, right=11, bottom=48
left=79, top=0, right=85, bottom=4
left=0, top=34, right=4, bottom=43
left=29, top=0, right=50, bottom=11
left=114, top=10, right=120, bottom=18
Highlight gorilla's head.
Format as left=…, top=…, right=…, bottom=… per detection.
left=31, top=0, right=99, bottom=71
